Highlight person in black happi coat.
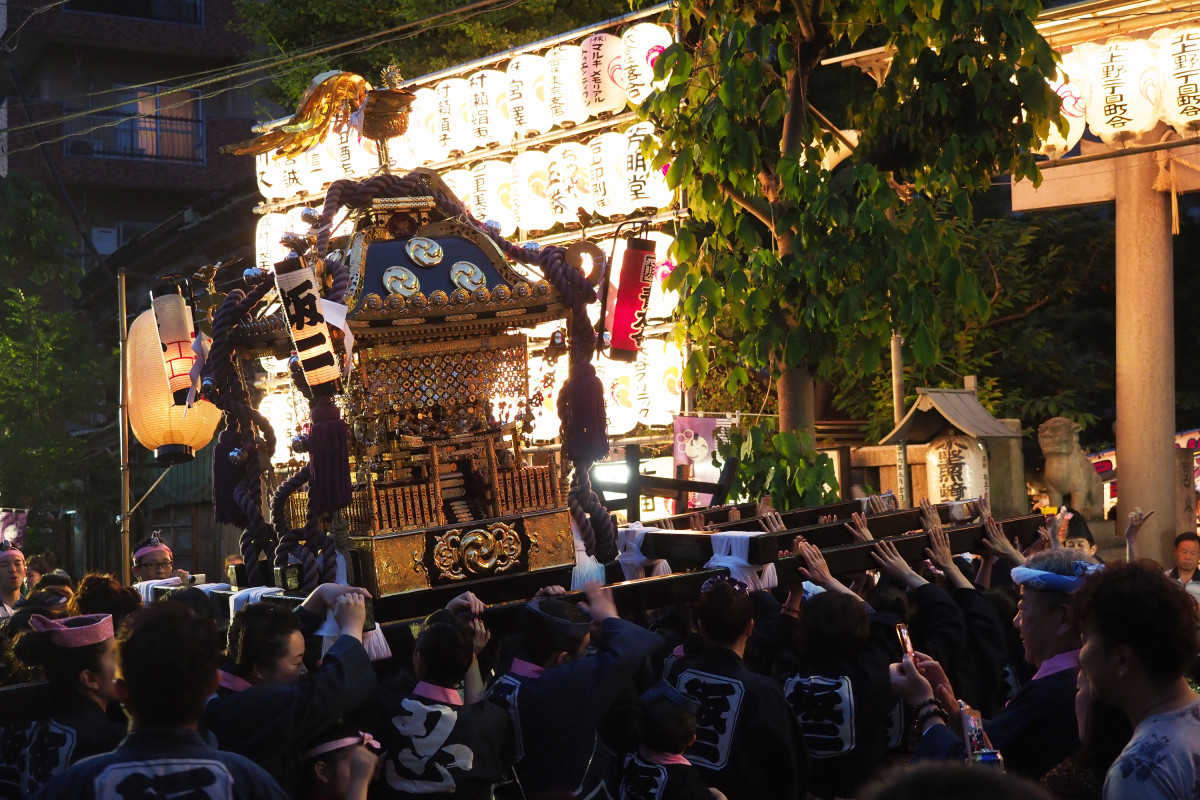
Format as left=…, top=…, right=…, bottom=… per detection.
left=486, top=582, right=664, bottom=800
left=0, top=613, right=124, bottom=799
left=619, top=680, right=724, bottom=800
left=666, top=576, right=809, bottom=800
left=33, top=602, right=287, bottom=800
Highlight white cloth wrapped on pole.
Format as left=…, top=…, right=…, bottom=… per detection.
left=132, top=576, right=182, bottom=604
left=570, top=517, right=607, bottom=590
left=703, top=531, right=778, bottom=591
left=228, top=586, right=283, bottom=617
left=313, top=610, right=393, bottom=662
left=617, top=523, right=672, bottom=580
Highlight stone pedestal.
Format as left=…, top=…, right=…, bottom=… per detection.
left=986, top=419, right=1029, bottom=519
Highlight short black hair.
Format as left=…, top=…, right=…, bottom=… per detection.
left=520, top=598, right=590, bottom=664
left=801, top=592, right=870, bottom=664
left=415, top=611, right=474, bottom=688
left=68, top=573, right=142, bottom=627
left=118, top=602, right=221, bottom=727
left=695, top=580, right=752, bottom=647
left=1174, top=532, right=1200, bottom=549
left=1075, top=560, right=1200, bottom=684
left=226, top=603, right=301, bottom=680
left=641, top=696, right=698, bottom=754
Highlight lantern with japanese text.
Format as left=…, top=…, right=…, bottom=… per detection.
left=624, top=122, right=672, bottom=210
left=1153, top=27, right=1200, bottom=136
left=470, top=160, right=516, bottom=237
left=643, top=230, right=679, bottom=320
left=511, top=149, right=556, bottom=232
left=548, top=45, right=589, bottom=128
left=435, top=78, right=473, bottom=156
left=256, top=151, right=287, bottom=200
left=1036, top=50, right=1090, bottom=159
left=634, top=338, right=684, bottom=427
left=323, top=113, right=379, bottom=181
left=507, top=55, right=552, bottom=138
left=1080, top=38, right=1162, bottom=144
left=407, top=87, right=447, bottom=163
left=622, top=23, right=672, bottom=107
left=469, top=69, right=512, bottom=149
left=547, top=142, right=593, bottom=224
left=588, top=131, right=633, bottom=217
left=152, top=285, right=197, bottom=404
left=127, top=304, right=220, bottom=464
left=275, top=255, right=342, bottom=391
left=255, top=213, right=291, bottom=273
left=581, top=32, right=626, bottom=117
left=442, top=169, right=474, bottom=209
left=595, top=356, right=638, bottom=435
left=257, top=390, right=303, bottom=466
left=607, top=236, right=656, bottom=361
left=926, top=430, right=989, bottom=504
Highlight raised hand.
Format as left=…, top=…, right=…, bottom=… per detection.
left=763, top=510, right=788, bottom=533
left=1124, top=507, right=1154, bottom=559
left=796, top=540, right=857, bottom=597
left=867, top=493, right=892, bottom=514
left=871, top=539, right=928, bottom=589
left=981, top=516, right=1025, bottom=566
left=919, top=498, right=941, bottom=533
left=817, top=514, right=835, bottom=525
left=844, top=511, right=873, bottom=542
left=446, top=591, right=485, bottom=616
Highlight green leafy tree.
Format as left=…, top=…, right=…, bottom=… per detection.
left=646, top=0, right=1062, bottom=443
left=0, top=177, right=116, bottom=556
left=233, top=0, right=627, bottom=106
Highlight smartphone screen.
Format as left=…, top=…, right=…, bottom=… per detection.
left=896, top=623, right=914, bottom=657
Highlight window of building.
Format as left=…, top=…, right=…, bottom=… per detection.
left=64, top=85, right=205, bottom=163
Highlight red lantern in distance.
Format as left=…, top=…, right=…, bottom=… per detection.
left=607, top=236, right=656, bottom=362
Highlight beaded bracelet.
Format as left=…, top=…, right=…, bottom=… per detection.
left=913, top=705, right=950, bottom=732
left=911, top=698, right=938, bottom=714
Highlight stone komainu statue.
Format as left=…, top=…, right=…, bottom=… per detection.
left=1038, top=417, right=1105, bottom=520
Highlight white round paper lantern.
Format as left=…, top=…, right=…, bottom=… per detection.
left=1081, top=38, right=1162, bottom=144
left=151, top=289, right=196, bottom=400
left=634, top=338, right=684, bottom=426
left=435, top=78, right=473, bottom=156
left=469, top=69, right=512, bottom=149
left=511, top=150, right=556, bottom=232
left=588, top=131, right=633, bottom=217
left=323, top=113, right=379, bottom=181
left=507, top=55, right=552, bottom=138
left=256, top=152, right=287, bottom=200
left=622, top=23, right=672, bottom=107
left=470, top=160, right=516, bottom=237
left=581, top=33, right=626, bottom=117
left=595, top=355, right=639, bottom=435
left=644, top=230, right=680, bottom=320
left=547, top=142, right=593, bottom=224
left=382, top=129, right=419, bottom=174
left=1036, top=50, right=1089, bottom=159
left=408, top=88, right=447, bottom=163
left=527, top=355, right=569, bottom=441
left=127, top=308, right=221, bottom=463
left=547, top=45, right=589, bottom=128
left=926, top=431, right=989, bottom=504
left=624, top=122, right=672, bottom=210
left=1153, top=27, right=1200, bottom=136
left=255, top=213, right=291, bottom=272
left=442, top=168, right=474, bottom=210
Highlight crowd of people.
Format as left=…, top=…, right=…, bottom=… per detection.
left=0, top=500, right=1197, bottom=800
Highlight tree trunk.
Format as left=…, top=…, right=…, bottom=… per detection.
left=777, top=362, right=815, bottom=437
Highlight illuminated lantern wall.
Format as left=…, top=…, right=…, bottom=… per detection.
left=323, top=115, right=379, bottom=181
left=511, top=150, right=556, bottom=232
left=581, top=32, right=626, bottom=116
left=622, top=23, right=672, bottom=107
left=408, top=87, right=446, bottom=163
left=127, top=309, right=221, bottom=463
left=470, top=160, right=516, bottom=237
left=624, top=122, right=672, bottom=210
left=256, top=152, right=287, bottom=200
left=435, top=78, right=473, bottom=155
left=1080, top=38, right=1162, bottom=144
left=507, top=55, right=552, bottom=138
left=547, top=142, right=593, bottom=224
left=469, top=69, right=512, bottom=148
left=255, top=213, right=291, bottom=272
left=1036, top=53, right=1089, bottom=159
left=1153, top=27, right=1200, bottom=136
left=442, top=168, right=474, bottom=209
left=588, top=131, right=632, bottom=216
left=548, top=45, right=589, bottom=128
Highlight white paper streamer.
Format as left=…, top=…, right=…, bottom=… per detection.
left=617, top=523, right=672, bottom=580
left=703, top=531, right=778, bottom=591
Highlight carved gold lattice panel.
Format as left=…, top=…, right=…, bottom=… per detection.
left=358, top=334, right=528, bottom=419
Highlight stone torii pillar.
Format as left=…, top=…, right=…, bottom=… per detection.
left=1013, top=133, right=1185, bottom=565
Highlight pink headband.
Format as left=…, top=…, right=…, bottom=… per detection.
left=28, top=613, right=114, bottom=648
left=0, top=543, right=23, bottom=563
left=302, top=731, right=380, bottom=761
left=133, top=543, right=172, bottom=564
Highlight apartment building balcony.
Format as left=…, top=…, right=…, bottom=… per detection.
left=64, top=109, right=206, bottom=164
